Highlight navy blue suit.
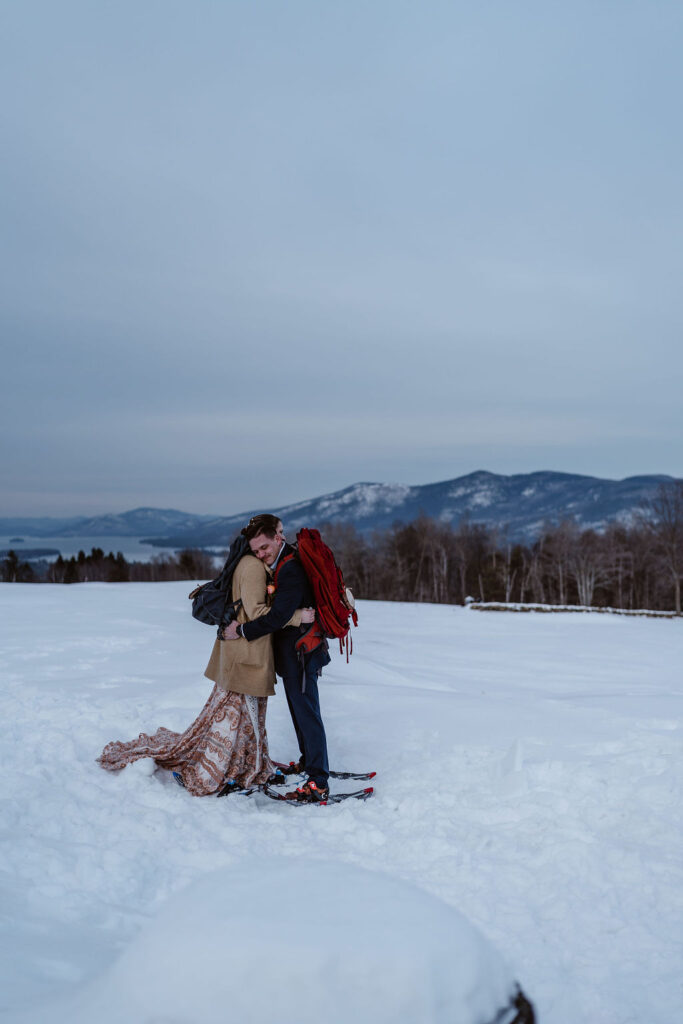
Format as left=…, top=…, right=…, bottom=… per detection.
left=242, top=544, right=331, bottom=786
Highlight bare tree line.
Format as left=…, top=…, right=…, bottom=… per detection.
left=319, top=482, right=683, bottom=614
left=3, top=483, right=682, bottom=614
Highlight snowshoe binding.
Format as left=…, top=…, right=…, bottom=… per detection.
left=284, top=779, right=330, bottom=804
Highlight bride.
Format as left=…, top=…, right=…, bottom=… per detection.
left=98, top=548, right=313, bottom=796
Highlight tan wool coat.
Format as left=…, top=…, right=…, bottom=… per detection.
left=204, top=554, right=301, bottom=698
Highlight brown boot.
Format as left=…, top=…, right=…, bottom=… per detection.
left=284, top=779, right=330, bottom=803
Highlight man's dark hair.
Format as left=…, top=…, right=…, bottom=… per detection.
left=241, top=513, right=282, bottom=542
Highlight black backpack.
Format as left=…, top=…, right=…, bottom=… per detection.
left=188, top=534, right=249, bottom=634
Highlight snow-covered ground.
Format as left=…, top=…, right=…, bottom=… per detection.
left=1, top=583, right=681, bottom=1022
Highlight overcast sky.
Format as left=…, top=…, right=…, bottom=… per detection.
left=2, top=0, right=682, bottom=517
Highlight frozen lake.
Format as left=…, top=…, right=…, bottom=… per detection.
left=0, top=535, right=224, bottom=563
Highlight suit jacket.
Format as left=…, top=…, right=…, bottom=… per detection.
left=204, top=554, right=301, bottom=697
left=242, top=544, right=330, bottom=677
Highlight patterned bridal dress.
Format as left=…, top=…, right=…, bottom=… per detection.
left=97, top=684, right=274, bottom=796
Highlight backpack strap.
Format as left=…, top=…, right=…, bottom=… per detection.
left=271, top=551, right=296, bottom=591
left=295, top=621, right=325, bottom=657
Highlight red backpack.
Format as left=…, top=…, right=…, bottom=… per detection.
left=293, top=528, right=358, bottom=660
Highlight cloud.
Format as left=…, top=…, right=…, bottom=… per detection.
left=1, top=1, right=682, bottom=515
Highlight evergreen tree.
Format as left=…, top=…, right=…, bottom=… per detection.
left=64, top=557, right=79, bottom=584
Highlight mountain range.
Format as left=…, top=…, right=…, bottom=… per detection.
left=1, top=471, right=677, bottom=548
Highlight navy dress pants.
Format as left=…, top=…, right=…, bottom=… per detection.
left=276, top=641, right=329, bottom=788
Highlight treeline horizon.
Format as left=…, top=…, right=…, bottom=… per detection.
left=3, top=483, right=682, bottom=614
left=0, top=546, right=218, bottom=586
left=324, top=481, right=683, bottom=614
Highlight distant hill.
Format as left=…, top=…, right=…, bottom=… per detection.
left=0, top=508, right=214, bottom=539
left=2, top=472, right=677, bottom=549
left=137, top=471, right=678, bottom=547
left=0, top=516, right=81, bottom=535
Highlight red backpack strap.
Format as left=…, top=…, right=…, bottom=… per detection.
left=295, top=621, right=325, bottom=657
left=272, top=551, right=296, bottom=590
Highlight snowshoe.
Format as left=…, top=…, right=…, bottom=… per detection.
left=284, top=779, right=329, bottom=803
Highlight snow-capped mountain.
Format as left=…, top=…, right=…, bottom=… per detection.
left=2, top=471, right=677, bottom=548
left=141, top=470, right=676, bottom=546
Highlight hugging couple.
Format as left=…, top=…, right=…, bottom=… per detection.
left=98, top=514, right=332, bottom=803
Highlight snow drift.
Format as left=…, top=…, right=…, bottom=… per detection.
left=31, top=859, right=522, bottom=1024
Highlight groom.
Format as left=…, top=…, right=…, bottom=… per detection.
left=221, top=513, right=331, bottom=802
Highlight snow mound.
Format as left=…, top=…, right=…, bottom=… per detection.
left=44, top=859, right=518, bottom=1024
